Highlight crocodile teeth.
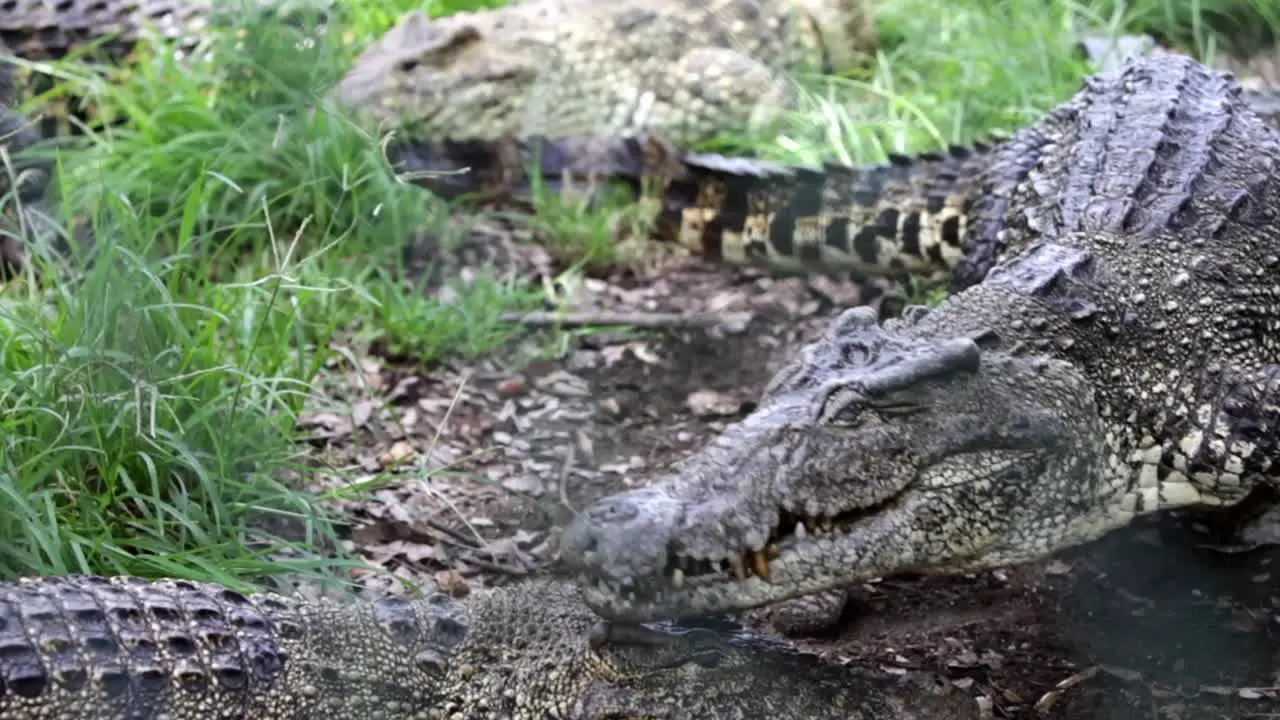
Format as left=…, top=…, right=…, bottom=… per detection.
left=658, top=505, right=901, bottom=590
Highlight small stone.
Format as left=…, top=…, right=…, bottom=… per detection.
left=686, top=389, right=743, bottom=418
left=379, top=441, right=417, bottom=467
left=497, top=377, right=527, bottom=398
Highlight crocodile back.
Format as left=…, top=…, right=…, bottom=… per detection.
left=0, top=574, right=466, bottom=720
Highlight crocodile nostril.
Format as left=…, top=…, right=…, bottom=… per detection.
left=591, top=498, right=639, bottom=522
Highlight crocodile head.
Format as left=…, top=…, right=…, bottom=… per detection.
left=578, top=617, right=979, bottom=719
left=460, top=580, right=979, bottom=719
left=561, top=303, right=1129, bottom=623
left=332, top=9, right=541, bottom=139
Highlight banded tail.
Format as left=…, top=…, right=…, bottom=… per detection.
left=661, top=143, right=996, bottom=278
left=388, top=134, right=999, bottom=284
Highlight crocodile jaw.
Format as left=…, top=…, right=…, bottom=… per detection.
left=573, top=445, right=1152, bottom=625
left=576, top=486, right=937, bottom=623
left=572, top=444, right=1140, bottom=624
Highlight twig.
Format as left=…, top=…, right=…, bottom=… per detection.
left=421, top=517, right=483, bottom=550
left=462, top=555, right=538, bottom=577
left=417, top=518, right=535, bottom=577
left=499, top=309, right=752, bottom=330
left=418, top=371, right=490, bottom=548
left=558, top=441, right=578, bottom=515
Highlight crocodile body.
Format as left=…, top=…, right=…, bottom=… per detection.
left=0, top=0, right=874, bottom=146
left=332, top=0, right=875, bottom=145
left=0, top=574, right=978, bottom=719
left=557, top=52, right=1280, bottom=627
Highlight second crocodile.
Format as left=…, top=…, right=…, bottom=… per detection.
left=0, top=573, right=977, bottom=719
left=557, top=52, right=1280, bottom=628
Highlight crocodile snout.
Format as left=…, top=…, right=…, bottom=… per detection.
left=559, top=486, right=683, bottom=587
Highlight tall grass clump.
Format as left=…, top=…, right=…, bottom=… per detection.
left=0, top=184, right=362, bottom=588
left=0, top=3, right=421, bottom=587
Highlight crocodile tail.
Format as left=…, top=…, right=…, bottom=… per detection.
left=384, top=134, right=693, bottom=203
left=0, top=0, right=336, bottom=60
left=386, top=134, right=1001, bottom=287
left=654, top=141, right=999, bottom=279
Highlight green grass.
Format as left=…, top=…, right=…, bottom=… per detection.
left=705, top=0, right=1277, bottom=168
left=0, top=0, right=558, bottom=589
left=0, top=0, right=1275, bottom=589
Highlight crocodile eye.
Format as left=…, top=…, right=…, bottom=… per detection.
left=817, top=385, right=865, bottom=427
left=688, top=650, right=722, bottom=669
left=868, top=398, right=923, bottom=418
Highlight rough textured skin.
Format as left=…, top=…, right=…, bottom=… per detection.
left=661, top=80, right=1280, bottom=284
left=333, top=0, right=875, bottom=145
left=386, top=132, right=997, bottom=314
left=559, top=52, right=1280, bottom=625
left=0, top=574, right=979, bottom=719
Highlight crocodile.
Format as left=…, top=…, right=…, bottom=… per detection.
left=555, top=51, right=1280, bottom=630
left=331, top=0, right=875, bottom=145
left=0, top=0, right=874, bottom=146
left=0, top=573, right=979, bottom=719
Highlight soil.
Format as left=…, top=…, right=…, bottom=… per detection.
left=294, top=221, right=1280, bottom=720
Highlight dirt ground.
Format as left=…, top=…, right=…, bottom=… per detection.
left=288, top=218, right=1280, bottom=720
